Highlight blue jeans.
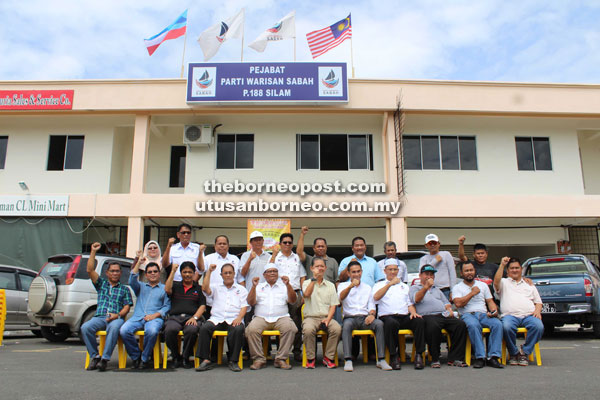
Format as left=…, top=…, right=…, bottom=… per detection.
left=461, top=312, right=502, bottom=359
left=119, top=318, right=164, bottom=362
left=81, top=316, right=124, bottom=361
left=501, top=315, right=544, bottom=356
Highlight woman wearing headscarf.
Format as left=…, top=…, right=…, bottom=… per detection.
left=135, top=241, right=165, bottom=283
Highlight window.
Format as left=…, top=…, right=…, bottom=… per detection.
left=18, top=273, right=34, bottom=292
left=47, top=135, right=84, bottom=170
left=169, top=146, right=186, bottom=187
left=0, top=136, right=7, bottom=169
left=216, top=134, right=254, bottom=169
left=0, top=270, right=17, bottom=290
left=296, top=134, right=373, bottom=171
left=515, top=137, right=552, bottom=171
left=403, top=135, right=477, bottom=170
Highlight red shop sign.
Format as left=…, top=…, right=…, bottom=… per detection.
left=0, top=90, right=74, bottom=110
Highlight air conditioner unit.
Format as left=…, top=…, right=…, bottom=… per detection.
left=183, top=124, right=212, bottom=146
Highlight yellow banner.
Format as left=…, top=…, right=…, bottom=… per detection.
left=247, top=218, right=291, bottom=250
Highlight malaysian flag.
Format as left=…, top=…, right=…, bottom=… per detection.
left=306, top=14, right=351, bottom=59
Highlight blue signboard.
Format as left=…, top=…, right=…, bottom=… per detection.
left=186, top=62, right=348, bottom=104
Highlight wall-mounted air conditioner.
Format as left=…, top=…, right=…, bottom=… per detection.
left=183, top=124, right=212, bottom=146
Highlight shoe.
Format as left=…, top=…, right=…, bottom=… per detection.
left=518, top=353, right=529, bottom=366
left=376, top=359, right=393, bottom=371
left=305, top=359, right=316, bottom=369
left=344, top=360, right=353, bottom=372
left=274, top=359, right=292, bottom=370
left=431, top=361, right=441, bottom=368
left=508, top=354, right=519, bottom=366
left=472, top=358, right=485, bottom=369
left=98, top=359, right=108, bottom=372
left=322, top=357, right=337, bottom=369
left=174, top=356, right=183, bottom=369
left=249, top=360, right=266, bottom=370
left=182, top=358, right=194, bottom=369
left=195, top=360, right=213, bottom=372
left=448, top=360, right=468, bottom=367
left=391, top=358, right=402, bottom=370
left=414, top=354, right=424, bottom=370
left=141, top=360, right=153, bottom=370
left=293, top=352, right=303, bottom=362
left=487, top=357, right=504, bottom=369
left=87, top=357, right=100, bottom=371
left=131, top=358, right=141, bottom=370
left=228, top=361, right=242, bottom=372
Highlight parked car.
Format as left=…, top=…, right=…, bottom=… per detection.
left=0, top=264, right=41, bottom=335
left=523, top=254, right=600, bottom=337
left=27, top=253, right=134, bottom=342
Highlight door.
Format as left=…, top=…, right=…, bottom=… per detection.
left=0, top=268, right=20, bottom=327
left=17, top=272, right=35, bottom=324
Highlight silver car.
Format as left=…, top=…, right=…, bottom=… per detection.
left=27, top=253, right=134, bottom=342
left=0, top=264, right=40, bottom=335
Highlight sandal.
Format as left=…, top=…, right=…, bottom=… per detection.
left=448, top=360, right=468, bottom=367
left=431, top=361, right=441, bottom=368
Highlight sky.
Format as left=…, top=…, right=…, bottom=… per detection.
left=1, top=0, right=600, bottom=83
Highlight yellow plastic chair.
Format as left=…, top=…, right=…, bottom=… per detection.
left=212, top=330, right=244, bottom=369
left=384, top=329, right=413, bottom=363
left=132, top=330, right=161, bottom=369
left=465, top=327, right=490, bottom=366
left=162, top=331, right=200, bottom=369
left=501, top=327, right=542, bottom=366
left=0, top=289, right=6, bottom=347
left=84, top=331, right=126, bottom=369
left=262, top=330, right=290, bottom=364
left=351, top=330, right=378, bottom=363
left=300, top=304, right=339, bottom=367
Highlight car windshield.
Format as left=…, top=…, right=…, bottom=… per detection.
left=405, top=258, right=422, bottom=274
left=528, top=260, right=588, bottom=275
left=39, top=256, right=76, bottom=284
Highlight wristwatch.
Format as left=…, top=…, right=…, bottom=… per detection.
left=193, top=316, right=199, bottom=321
left=310, top=278, right=317, bottom=282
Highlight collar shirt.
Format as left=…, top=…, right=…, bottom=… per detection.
left=408, top=284, right=449, bottom=316
left=93, top=277, right=133, bottom=317
left=304, top=254, right=339, bottom=283
left=206, top=283, right=249, bottom=325
left=275, top=252, right=306, bottom=291
left=337, top=281, right=375, bottom=317
left=169, top=242, right=201, bottom=281
left=169, top=281, right=206, bottom=316
left=128, top=273, right=171, bottom=321
left=239, top=250, right=271, bottom=286
left=372, top=280, right=412, bottom=316
left=418, top=251, right=457, bottom=289
left=451, top=280, right=492, bottom=315
left=338, top=255, right=385, bottom=287
left=498, top=277, right=542, bottom=318
left=203, top=252, right=240, bottom=306
left=302, top=279, right=340, bottom=318
left=377, top=258, right=409, bottom=283
left=253, top=281, right=290, bottom=323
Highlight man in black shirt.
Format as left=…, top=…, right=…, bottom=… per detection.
left=458, top=236, right=499, bottom=291
left=165, top=261, right=206, bottom=368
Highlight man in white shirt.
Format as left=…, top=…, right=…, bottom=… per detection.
left=376, top=241, right=408, bottom=283
left=245, top=263, right=298, bottom=370
left=162, top=223, right=204, bottom=281
left=203, top=235, right=240, bottom=307
left=372, top=258, right=425, bottom=370
left=451, top=261, right=503, bottom=369
left=196, top=263, right=248, bottom=372
left=274, top=233, right=306, bottom=361
left=338, top=261, right=391, bottom=372
left=419, top=233, right=457, bottom=299
left=494, top=257, right=544, bottom=367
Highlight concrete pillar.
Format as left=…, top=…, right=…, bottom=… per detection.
left=130, top=115, right=150, bottom=194
left=388, top=217, right=408, bottom=251
left=126, top=217, right=144, bottom=258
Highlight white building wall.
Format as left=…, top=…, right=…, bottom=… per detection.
left=578, top=131, right=600, bottom=195
left=146, top=125, right=185, bottom=194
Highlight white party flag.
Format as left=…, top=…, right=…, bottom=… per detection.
left=197, top=9, right=245, bottom=61
left=248, top=11, right=296, bottom=52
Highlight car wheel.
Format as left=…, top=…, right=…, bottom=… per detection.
left=593, top=322, right=600, bottom=339
left=543, top=323, right=555, bottom=336
left=31, top=329, right=43, bottom=338
left=40, top=325, right=71, bottom=342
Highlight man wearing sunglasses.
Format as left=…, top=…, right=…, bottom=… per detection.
left=162, top=223, right=204, bottom=282
left=418, top=233, right=457, bottom=300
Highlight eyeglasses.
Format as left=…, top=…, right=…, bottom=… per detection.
left=281, top=241, right=293, bottom=245
left=146, top=270, right=159, bottom=274
left=148, top=246, right=158, bottom=250
left=179, top=231, right=192, bottom=235
left=265, top=270, right=278, bottom=274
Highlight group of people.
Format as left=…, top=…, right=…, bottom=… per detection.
left=81, top=223, right=544, bottom=373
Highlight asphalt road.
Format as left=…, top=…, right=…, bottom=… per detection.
left=1, top=326, right=599, bottom=400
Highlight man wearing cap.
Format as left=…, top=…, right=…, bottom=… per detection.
left=451, top=261, right=503, bottom=368
left=377, top=241, right=408, bottom=283
left=239, top=231, right=272, bottom=326
left=245, top=261, right=298, bottom=370
left=338, top=236, right=385, bottom=287
left=419, top=234, right=457, bottom=300
left=409, top=265, right=468, bottom=368
left=373, top=258, right=426, bottom=370
left=338, top=261, right=391, bottom=372
left=297, top=226, right=339, bottom=284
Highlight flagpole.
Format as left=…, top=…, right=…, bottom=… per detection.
left=294, top=37, right=296, bottom=61
left=350, top=37, right=355, bottom=78
left=240, top=10, right=245, bottom=62
left=180, top=27, right=188, bottom=78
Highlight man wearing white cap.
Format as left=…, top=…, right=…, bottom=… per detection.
left=377, top=241, right=408, bottom=283
left=245, top=262, right=298, bottom=370
left=239, top=231, right=272, bottom=327
left=418, top=233, right=457, bottom=299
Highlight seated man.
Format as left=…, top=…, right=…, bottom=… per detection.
left=338, top=261, right=391, bottom=372
left=164, top=261, right=206, bottom=369
left=494, top=257, right=544, bottom=366
left=302, top=256, right=341, bottom=369
left=196, top=263, right=248, bottom=372
left=81, top=242, right=133, bottom=371
left=245, top=263, right=298, bottom=370
left=409, top=265, right=467, bottom=368
left=451, top=261, right=503, bottom=368
left=120, top=260, right=171, bottom=369
left=372, top=258, right=425, bottom=370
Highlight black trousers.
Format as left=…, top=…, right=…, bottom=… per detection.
left=164, top=315, right=200, bottom=360
left=422, top=315, right=467, bottom=362
left=196, top=321, right=244, bottom=363
left=380, top=314, right=426, bottom=357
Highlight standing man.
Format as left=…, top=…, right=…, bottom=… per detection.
left=162, top=223, right=204, bottom=282
left=164, top=262, right=206, bottom=369
left=245, top=263, right=298, bottom=370
left=458, top=236, right=499, bottom=295
left=81, top=242, right=133, bottom=371
left=302, top=257, right=341, bottom=369
left=376, top=241, right=408, bottom=283
left=296, top=226, right=339, bottom=283
left=274, top=233, right=306, bottom=362
left=203, top=235, right=240, bottom=305
left=419, top=234, right=457, bottom=300
left=451, top=261, right=503, bottom=368
left=338, top=237, right=385, bottom=287
left=494, top=257, right=544, bottom=366
left=372, top=258, right=426, bottom=370
left=410, top=265, right=468, bottom=368
left=196, top=263, right=248, bottom=372
left=338, top=261, right=391, bottom=372
left=120, top=260, right=171, bottom=369
left=239, top=231, right=271, bottom=288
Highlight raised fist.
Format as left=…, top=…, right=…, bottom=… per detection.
left=501, top=256, right=510, bottom=266
left=390, top=277, right=401, bottom=285
left=281, top=276, right=290, bottom=285
left=458, top=235, right=466, bottom=245
left=136, top=250, right=142, bottom=258
left=199, top=244, right=207, bottom=253
left=351, top=278, right=360, bottom=287
left=91, top=242, right=101, bottom=252
left=249, top=251, right=257, bottom=260
left=252, top=277, right=260, bottom=286
left=272, top=244, right=280, bottom=254
left=301, top=226, right=309, bottom=235
left=209, top=264, right=217, bottom=272
left=168, top=237, right=176, bottom=246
